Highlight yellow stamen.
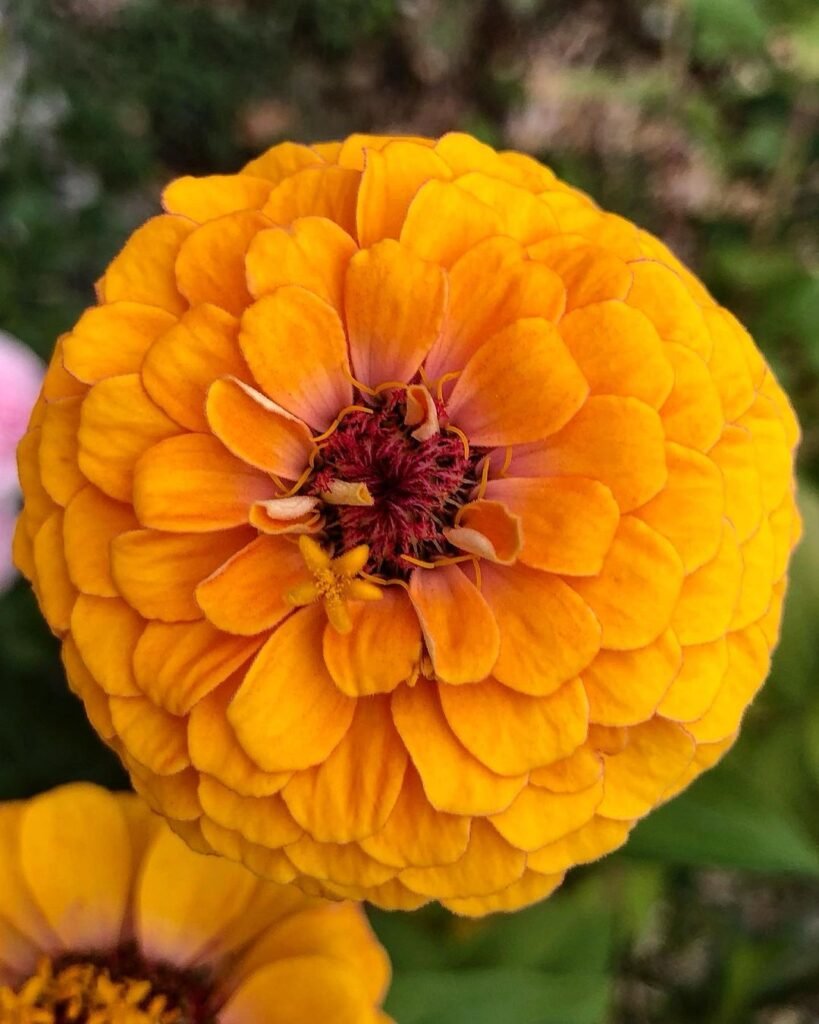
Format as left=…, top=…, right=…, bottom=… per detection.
left=287, top=536, right=383, bottom=634
left=0, top=956, right=182, bottom=1024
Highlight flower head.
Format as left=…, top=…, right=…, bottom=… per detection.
left=0, top=783, right=392, bottom=1023
left=16, top=133, right=800, bottom=915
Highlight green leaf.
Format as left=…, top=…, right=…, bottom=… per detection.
left=626, top=773, right=819, bottom=876
left=385, top=969, right=611, bottom=1024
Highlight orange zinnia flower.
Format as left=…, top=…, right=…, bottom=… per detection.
left=0, top=783, right=392, bottom=1022
left=15, top=133, right=800, bottom=915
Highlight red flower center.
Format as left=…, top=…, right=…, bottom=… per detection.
left=308, top=388, right=483, bottom=577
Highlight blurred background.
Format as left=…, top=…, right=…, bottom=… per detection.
left=0, top=1, right=818, bottom=1021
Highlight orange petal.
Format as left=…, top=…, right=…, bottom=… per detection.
left=33, top=512, right=76, bottom=632
left=391, top=679, right=526, bottom=816
left=530, top=743, right=603, bottom=792
left=38, top=397, right=84, bottom=506
left=731, top=517, right=776, bottom=630
left=77, top=374, right=181, bottom=502
left=626, top=259, right=711, bottom=359
left=174, top=210, right=270, bottom=315
left=446, top=499, right=522, bottom=565
left=686, top=625, right=769, bottom=744
left=188, top=680, right=292, bottom=798
left=557, top=300, right=674, bottom=408
left=424, top=237, right=564, bottom=382
left=17, top=429, right=57, bottom=536
left=486, top=476, right=619, bottom=576
left=241, top=141, right=324, bottom=181
left=582, top=628, right=682, bottom=726
left=284, top=835, right=398, bottom=889
left=71, top=594, right=143, bottom=697
left=20, top=785, right=132, bottom=950
left=703, top=306, right=757, bottom=421
left=441, top=869, right=564, bottom=917
left=338, top=133, right=433, bottom=169
left=446, top=318, right=588, bottom=446
left=660, top=343, right=725, bottom=452
left=635, top=442, right=724, bottom=574
left=598, top=717, right=695, bottom=819
left=99, top=214, right=194, bottom=315
left=408, top=564, right=499, bottom=685
left=526, top=815, right=632, bottom=874
left=322, top=587, right=421, bottom=696
left=670, top=522, right=743, bottom=645
left=454, top=172, right=561, bottom=244
left=111, top=526, right=254, bottom=622
left=162, top=174, right=272, bottom=221
left=228, top=605, right=356, bottom=773
left=206, top=376, right=315, bottom=479
left=195, top=534, right=306, bottom=635
left=261, top=165, right=360, bottom=236
left=527, top=237, right=632, bottom=312
left=42, top=338, right=85, bottom=401
left=282, top=696, right=408, bottom=843
left=359, top=765, right=470, bottom=869
left=399, top=179, right=503, bottom=268
left=133, top=433, right=277, bottom=532
left=399, top=818, right=525, bottom=899
left=738, top=391, right=792, bottom=514
left=345, top=239, right=446, bottom=388
left=481, top=562, right=601, bottom=696
left=109, top=696, right=190, bottom=776
left=141, top=303, right=250, bottom=433
left=245, top=217, right=357, bottom=308
left=198, top=776, right=302, bottom=850
left=490, top=776, right=603, bottom=851
left=439, top=676, right=589, bottom=776
left=569, top=517, right=684, bottom=651
left=657, top=637, right=727, bottom=723
left=239, top=286, right=352, bottom=430
left=356, top=139, right=452, bottom=248
left=435, top=132, right=554, bottom=187
left=510, top=395, right=668, bottom=513
left=63, top=486, right=139, bottom=598
left=134, top=619, right=265, bottom=715
left=249, top=496, right=322, bottom=536
left=709, top=424, right=763, bottom=544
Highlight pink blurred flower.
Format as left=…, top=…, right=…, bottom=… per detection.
left=0, top=330, right=44, bottom=591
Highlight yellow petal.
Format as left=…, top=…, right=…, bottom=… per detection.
left=625, top=259, right=711, bottom=359
left=345, top=238, right=447, bottom=388
left=391, top=679, right=526, bottom=816
left=228, top=605, right=356, bottom=772
left=322, top=587, right=421, bottom=696
left=109, top=695, right=190, bottom=776
left=670, top=522, right=743, bottom=645
left=660, top=342, right=725, bottom=452
left=282, top=696, right=408, bottom=843
left=400, top=179, right=503, bottom=267
left=441, top=869, right=564, bottom=917
left=0, top=804, right=59, bottom=950
left=38, top=397, right=84, bottom=506
left=408, top=564, right=499, bottom=685
left=241, top=140, right=324, bottom=181
left=134, top=619, right=265, bottom=715
left=133, top=433, right=277, bottom=532
left=710, top=424, right=764, bottom=544
left=490, top=776, right=603, bottom=851
left=447, top=318, right=588, bottom=446
left=141, top=303, right=251, bottom=433
left=481, top=562, right=601, bottom=696
left=239, top=286, right=352, bottom=430
left=262, top=165, right=361, bottom=236
left=174, top=209, right=269, bottom=315
left=569, top=517, right=684, bottom=651
left=439, top=676, right=589, bottom=776
left=20, top=784, right=132, bottom=950
left=455, top=172, right=561, bottom=244
left=658, top=637, right=728, bottom=723
left=77, top=373, right=181, bottom=502
left=527, top=815, right=632, bottom=874
left=71, top=594, right=143, bottom=696
left=527, top=237, right=632, bottom=312
left=111, top=526, right=254, bottom=622
left=136, top=825, right=258, bottom=967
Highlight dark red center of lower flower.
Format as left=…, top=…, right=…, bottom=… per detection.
left=307, top=388, right=483, bottom=577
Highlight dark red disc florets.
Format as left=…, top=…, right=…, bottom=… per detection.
left=308, top=389, right=483, bottom=577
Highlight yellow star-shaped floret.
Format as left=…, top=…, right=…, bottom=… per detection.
left=287, top=535, right=383, bottom=634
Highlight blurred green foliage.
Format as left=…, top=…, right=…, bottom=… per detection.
left=1, top=0, right=817, bottom=1021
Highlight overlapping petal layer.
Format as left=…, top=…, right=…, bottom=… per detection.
left=16, top=132, right=800, bottom=916
left=0, top=783, right=391, bottom=1022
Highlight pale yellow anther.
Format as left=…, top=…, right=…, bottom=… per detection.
left=287, top=536, right=383, bottom=634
